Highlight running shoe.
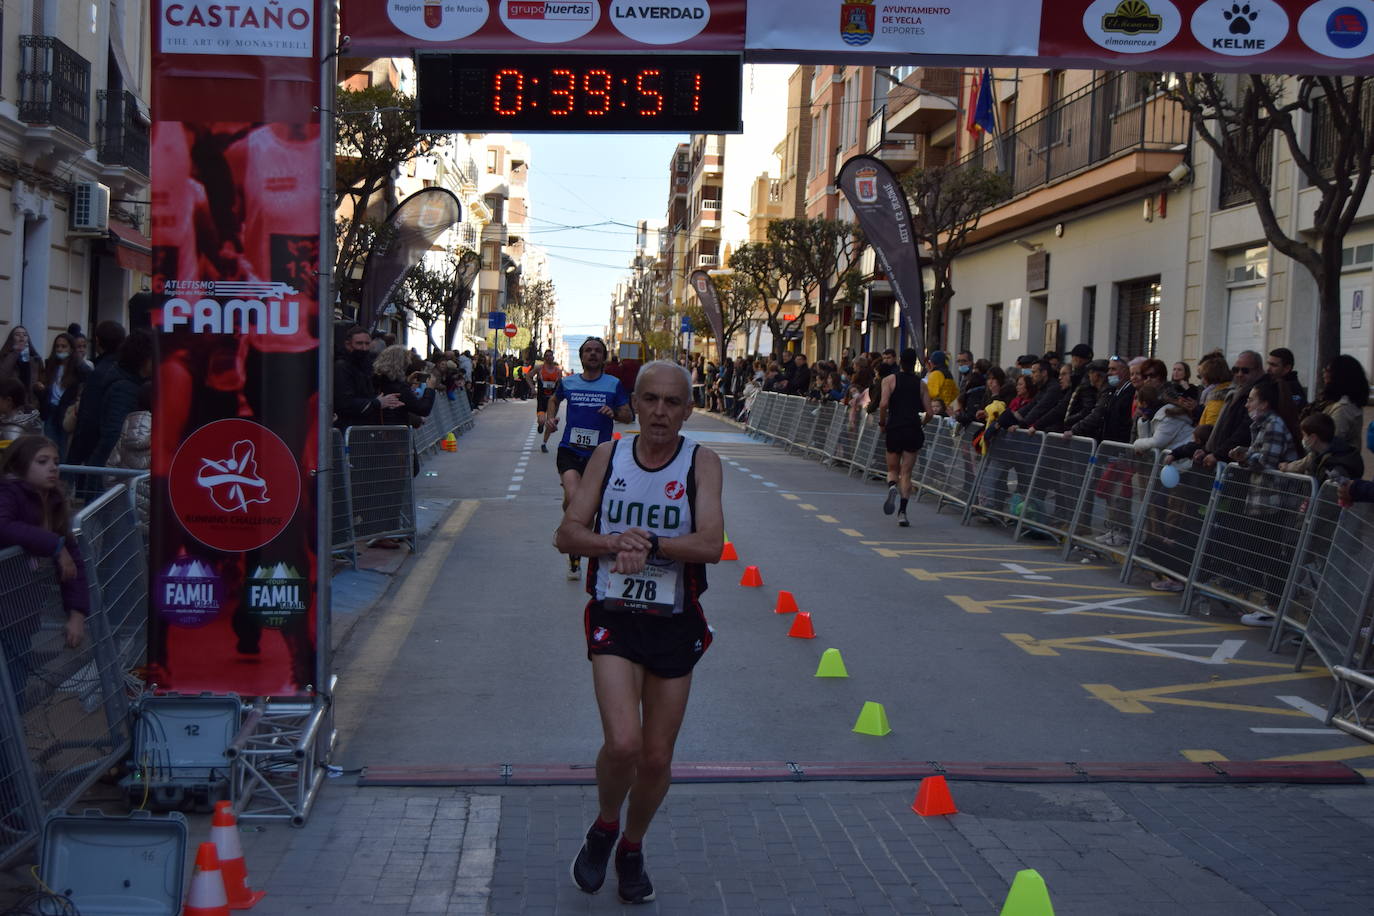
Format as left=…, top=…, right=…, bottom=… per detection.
left=882, top=484, right=898, bottom=515
left=1239, top=611, right=1276, bottom=628
left=615, top=848, right=655, bottom=904
left=570, top=822, right=618, bottom=893
left=541, top=443, right=549, bottom=453
left=1149, top=577, right=1183, bottom=592
left=897, top=510, right=909, bottom=528
left=568, top=556, right=581, bottom=581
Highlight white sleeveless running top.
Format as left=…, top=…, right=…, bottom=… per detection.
left=592, top=436, right=703, bottom=616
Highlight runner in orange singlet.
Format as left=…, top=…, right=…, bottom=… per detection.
left=537, top=349, right=561, bottom=451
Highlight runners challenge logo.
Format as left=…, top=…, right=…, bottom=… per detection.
left=664, top=480, right=686, bottom=500
left=169, top=418, right=301, bottom=551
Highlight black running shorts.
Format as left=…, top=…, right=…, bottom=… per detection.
left=536, top=391, right=551, bottom=412
left=584, top=600, right=712, bottom=679
left=885, top=425, right=925, bottom=454
left=556, top=446, right=591, bottom=477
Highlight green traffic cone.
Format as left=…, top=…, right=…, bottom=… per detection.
left=852, top=701, right=890, bottom=736
left=1000, top=868, right=1054, bottom=916
left=815, top=648, right=849, bottom=678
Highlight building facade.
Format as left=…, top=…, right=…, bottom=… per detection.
left=0, top=0, right=152, bottom=350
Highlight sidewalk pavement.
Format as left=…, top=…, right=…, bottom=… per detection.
left=235, top=777, right=1374, bottom=915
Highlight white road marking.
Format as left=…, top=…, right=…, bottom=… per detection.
left=1277, top=695, right=1330, bottom=720
left=1092, top=638, right=1246, bottom=665
left=1002, top=562, right=1053, bottom=581
left=508, top=484, right=521, bottom=491
left=1249, top=728, right=1343, bottom=735
left=1018, top=595, right=1178, bottom=618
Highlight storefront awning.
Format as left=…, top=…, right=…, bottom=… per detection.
left=107, top=222, right=152, bottom=274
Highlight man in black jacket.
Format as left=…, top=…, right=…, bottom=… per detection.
left=1070, top=358, right=1134, bottom=443
left=66, top=320, right=127, bottom=465
left=334, top=325, right=400, bottom=430
left=997, top=360, right=1061, bottom=430
left=1198, top=350, right=1264, bottom=467
left=1266, top=347, right=1308, bottom=409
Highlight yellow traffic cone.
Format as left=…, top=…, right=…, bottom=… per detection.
left=852, top=701, right=891, bottom=736
left=814, top=648, right=848, bottom=678
left=1000, top=869, right=1055, bottom=915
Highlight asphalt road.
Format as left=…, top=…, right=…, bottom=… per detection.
left=331, top=397, right=1374, bottom=773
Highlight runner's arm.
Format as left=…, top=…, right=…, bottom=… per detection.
left=878, top=374, right=895, bottom=427
left=545, top=394, right=561, bottom=431
left=656, top=448, right=724, bottom=565
left=554, top=443, right=652, bottom=559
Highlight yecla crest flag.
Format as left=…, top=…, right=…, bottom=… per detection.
left=837, top=155, right=924, bottom=354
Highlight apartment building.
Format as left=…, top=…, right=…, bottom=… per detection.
left=0, top=0, right=151, bottom=347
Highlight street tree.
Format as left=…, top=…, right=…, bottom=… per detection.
left=685, top=271, right=759, bottom=357
left=902, top=164, right=1012, bottom=351
left=770, top=217, right=866, bottom=359
left=510, top=277, right=557, bottom=359
left=1165, top=73, right=1373, bottom=373
left=728, top=240, right=791, bottom=350
left=334, top=85, right=431, bottom=306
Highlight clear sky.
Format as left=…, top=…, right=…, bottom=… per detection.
left=521, top=133, right=687, bottom=335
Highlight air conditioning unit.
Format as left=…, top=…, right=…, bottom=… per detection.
left=71, top=181, right=110, bottom=234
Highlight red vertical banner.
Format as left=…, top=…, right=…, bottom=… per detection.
left=149, top=2, right=323, bottom=696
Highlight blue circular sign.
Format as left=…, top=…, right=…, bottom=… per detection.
left=1327, top=6, right=1369, bottom=48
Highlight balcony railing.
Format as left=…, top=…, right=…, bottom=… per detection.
left=886, top=68, right=961, bottom=116
left=1218, top=131, right=1273, bottom=210
left=18, top=35, right=91, bottom=141
left=697, top=254, right=719, bottom=268
left=1311, top=87, right=1374, bottom=179
left=955, top=71, right=1187, bottom=202
left=96, top=90, right=148, bottom=175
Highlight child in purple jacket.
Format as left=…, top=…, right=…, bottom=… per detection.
left=0, top=436, right=88, bottom=705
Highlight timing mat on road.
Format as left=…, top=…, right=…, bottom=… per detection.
left=357, top=759, right=1364, bottom=787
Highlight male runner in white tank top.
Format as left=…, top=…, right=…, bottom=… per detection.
left=555, top=360, right=724, bottom=905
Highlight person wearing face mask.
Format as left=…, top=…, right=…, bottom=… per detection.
left=334, top=325, right=401, bottom=431
left=0, top=326, right=43, bottom=406
left=36, top=333, right=88, bottom=458
left=1068, top=357, right=1134, bottom=443
left=954, top=350, right=974, bottom=393
left=1280, top=412, right=1363, bottom=485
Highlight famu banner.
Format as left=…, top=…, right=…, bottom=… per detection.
left=837, top=155, right=924, bottom=355
left=150, top=0, right=323, bottom=697
left=689, top=269, right=725, bottom=361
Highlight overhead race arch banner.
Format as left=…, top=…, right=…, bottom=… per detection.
left=152, top=0, right=323, bottom=697
left=344, top=0, right=1374, bottom=73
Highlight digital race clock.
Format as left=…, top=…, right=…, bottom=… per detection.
left=415, top=53, right=742, bottom=134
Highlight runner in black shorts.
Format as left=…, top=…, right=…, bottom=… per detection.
left=879, top=347, right=932, bottom=528
left=554, top=361, right=725, bottom=906
left=536, top=350, right=560, bottom=450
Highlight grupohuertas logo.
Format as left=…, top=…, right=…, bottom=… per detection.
left=246, top=562, right=308, bottom=627
left=1190, top=0, right=1290, bottom=55
left=1082, top=0, right=1181, bottom=52
left=156, top=556, right=223, bottom=627
left=1102, top=0, right=1163, bottom=34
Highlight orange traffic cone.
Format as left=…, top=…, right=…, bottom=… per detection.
left=719, top=541, right=738, bottom=561
left=912, top=775, right=958, bottom=816
left=184, top=842, right=231, bottom=916
left=740, top=566, right=763, bottom=587
left=212, top=801, right=266, bottom=909
left=787, top=611, right=815, bottom=639
left=774, top=590, right=799, bottom=614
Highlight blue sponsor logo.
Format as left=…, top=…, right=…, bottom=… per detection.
left=1327, top=7, right=1368, bottom=48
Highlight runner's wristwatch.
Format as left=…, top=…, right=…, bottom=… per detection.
left=647, top=532, right=661, bottom=559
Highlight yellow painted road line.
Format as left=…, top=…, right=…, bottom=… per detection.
left=781, top=494, right=800, bottom=501
left=335, top=500, right=480, bottom=748
left=1001, top=626, right=1290, bottom=669
left=797, top=503, right=818, bottom=511
left=1182, top=749, right=1229, bottom=762
left=816, top=515, right=839, bottom=523
left=949, top=596, right=992, bottom=614
left=899, top=567, right=1111, bottom=582
left=1084, top=671, right=1330, bottom=715
left=1264, top=745, right=1374, bottom=763
left=839, top=529, right=864, bottom=538
left=860, top=541, right=1055, bottom=549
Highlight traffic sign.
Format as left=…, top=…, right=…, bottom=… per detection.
left=487, top=311, right=506, bottom=329
left=680, top=315, right=691, bottom=334
left=504, top=322, right=518, bottom=338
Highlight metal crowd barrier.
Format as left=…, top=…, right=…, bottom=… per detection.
left=342, top=426, right=418, bottom=552
left=740, top=390, right=1374, bottom=721
left=329, top=429, right=357, bottom=568
left=0, top=483, right=144, bottom=868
